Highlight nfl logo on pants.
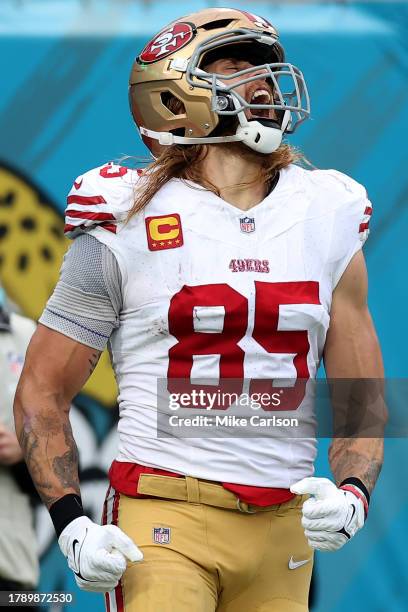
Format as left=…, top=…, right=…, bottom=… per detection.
left=153, top=527, right=171, bottom=544
left=240, top=217, right=255, bottom=233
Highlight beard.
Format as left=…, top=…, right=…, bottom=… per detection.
left=209, top=119, right=275, bottom=169
left=208, top=114, right=281, bottom=163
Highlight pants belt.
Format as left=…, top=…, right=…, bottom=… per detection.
left=137, top=474, right=303, bottom=514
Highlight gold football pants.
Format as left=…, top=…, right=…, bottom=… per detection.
left=103, top=475, right=313, bottom=612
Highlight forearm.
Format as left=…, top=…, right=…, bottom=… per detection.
left=329, top=436, right=383, bottom=495
left=14, top=387, right=79, bottom=509
left=328, top=378, right=386, bottom=495
left=324, top=253, right=385, bottom=497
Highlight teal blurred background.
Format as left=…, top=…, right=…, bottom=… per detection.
left=0, top=1, right=407, bottom=610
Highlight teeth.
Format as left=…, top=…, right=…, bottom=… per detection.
left=251, top=89, right=271, bottom=103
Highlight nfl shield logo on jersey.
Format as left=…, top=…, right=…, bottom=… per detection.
left=240, top=216, right=255, bottom=233
left=153, top=527, right=171, bottom=544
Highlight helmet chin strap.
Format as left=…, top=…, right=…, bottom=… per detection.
left=139, top=102, right=290, bottom=154
left=139, top=126, right=243, bottom=147
left=139, top=121, right=285, bottom=153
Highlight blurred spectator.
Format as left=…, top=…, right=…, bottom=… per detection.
left=0, top=285, right=39, bottom=599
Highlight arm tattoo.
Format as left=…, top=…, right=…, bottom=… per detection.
left=328, top=379, right=386, bottom=494
left=329, top=437, right=383, bottom=494
left=18, top=424, right=57, bottom=507
left=18, top=412, right=80, bottom=508
left=52, top=422, right=80, bottom=491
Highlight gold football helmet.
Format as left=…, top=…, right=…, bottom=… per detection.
left=129, top=7, right=310, bottom=155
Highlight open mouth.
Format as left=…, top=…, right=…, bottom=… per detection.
left=249, top=88, right=272, bottom=118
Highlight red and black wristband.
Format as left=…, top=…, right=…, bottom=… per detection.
left=340, top=477, right=370, bottom=518
left=49, top=494, right=85, bottom=538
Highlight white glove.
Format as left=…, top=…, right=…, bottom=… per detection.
left=58, top=516, right=143, bottom=592
left=290, top=477, right=366, bottom=552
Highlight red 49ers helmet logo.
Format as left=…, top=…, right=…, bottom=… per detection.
left=138, top=22, right=196, bottom=64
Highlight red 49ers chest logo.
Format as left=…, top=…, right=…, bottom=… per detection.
left=139, top=22, right=196, bottom=64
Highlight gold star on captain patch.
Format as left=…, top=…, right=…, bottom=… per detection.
left=167, top=240, right=172, bottom=245
left=160, top=241, right=165, bottom=246
left=152, top=243, right=157, bottom=247
left=175, top=239, right=180, bottom=244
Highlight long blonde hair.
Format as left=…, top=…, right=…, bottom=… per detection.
left=127, top=141, right=306, bottom=220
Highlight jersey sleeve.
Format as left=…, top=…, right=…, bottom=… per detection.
left=64, top=162, right=143, bottom=238
left=39, top=233, right=122, bottom=350
left=318, top=169, right=373, bottom=288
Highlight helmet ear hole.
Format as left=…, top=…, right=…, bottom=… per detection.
left=169, top=127, right=186, bottom=137
left=160, top=92, right=186, bottom=116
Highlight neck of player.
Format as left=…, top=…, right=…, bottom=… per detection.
left=200, top=145, right=269, bottom=211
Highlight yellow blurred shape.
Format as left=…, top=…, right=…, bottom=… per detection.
left=0, top=163, right=118, bottom=408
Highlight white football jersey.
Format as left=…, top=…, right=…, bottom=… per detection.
left=65, top=162, right=372, bottom=488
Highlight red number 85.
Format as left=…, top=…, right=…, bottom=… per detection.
left=168, top=281, right=320, bottom=411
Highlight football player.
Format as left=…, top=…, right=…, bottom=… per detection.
left=14, top=8, right=385, bottom=612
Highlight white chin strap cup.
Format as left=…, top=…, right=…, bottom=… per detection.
left=234, top=108, right=291, bottom=154
left=235, top=121, right=282, bottom=154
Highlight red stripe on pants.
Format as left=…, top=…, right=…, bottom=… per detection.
left=112, top=489, right=124, bottom=612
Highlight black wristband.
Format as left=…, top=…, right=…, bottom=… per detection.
left=49, top=494, right=85, bottom=538
left=339, top=477, right=370, bottom=506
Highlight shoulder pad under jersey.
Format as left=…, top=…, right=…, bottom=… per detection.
left=307, top=168, right=372, bottom=244
left=64, top=162, right=144, bottom=238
